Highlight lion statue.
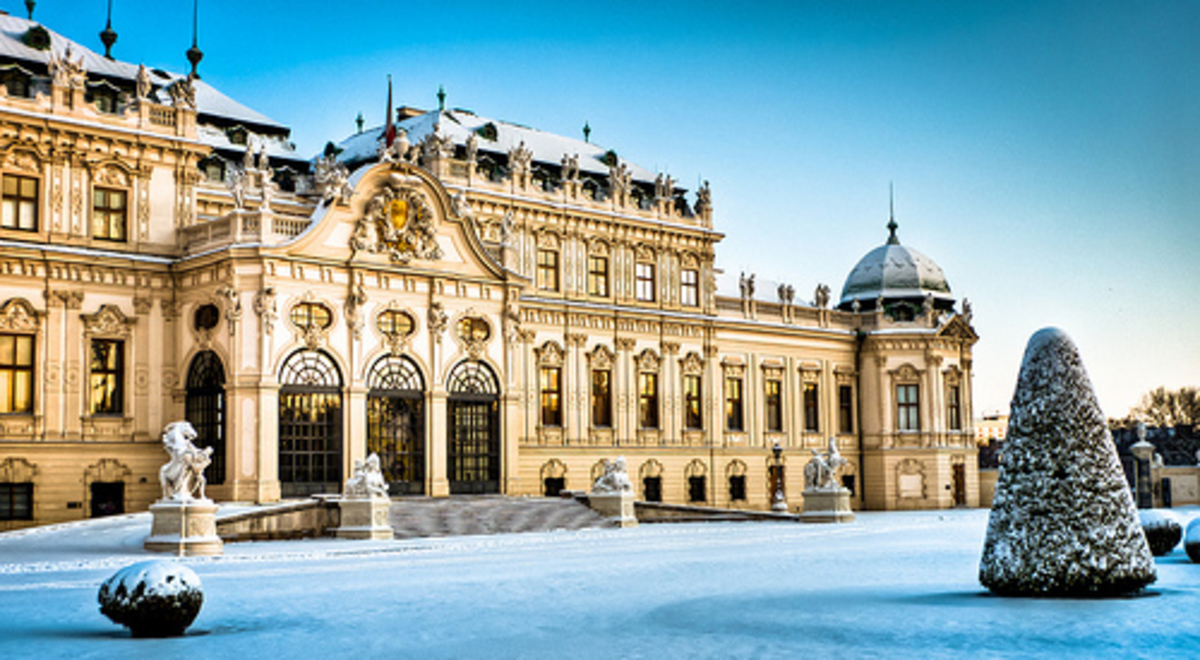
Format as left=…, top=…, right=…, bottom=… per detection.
left=158, top=421, right=214, bottom=502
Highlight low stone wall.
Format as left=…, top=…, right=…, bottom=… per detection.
left=1162, top=467, right=1200, bottom=506
left=633, top=501, right=800, bottom=523
left=216, top=498, right=340, bottom=542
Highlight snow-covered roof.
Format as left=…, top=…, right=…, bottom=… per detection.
left=335, top=108, right=659, bottom=184
left=838, top=226, right=953, bottom=307
left=0, top=13, right=286, bottom=131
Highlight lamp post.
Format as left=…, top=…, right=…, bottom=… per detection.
left=771, top=442, right=787, bottom=512
left=1130, top=422, right=1155, bottom=509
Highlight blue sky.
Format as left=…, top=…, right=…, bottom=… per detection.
left=23, top=0, right=1199, bottom=417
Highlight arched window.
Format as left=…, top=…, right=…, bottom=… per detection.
left=185, top=351, right=226, bottom=484
left=367, top=356, right=425, bottom=495
left=278, top=350, right=343, bottom=497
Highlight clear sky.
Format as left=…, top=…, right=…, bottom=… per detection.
left=21, top=0, right=1199, bottom=419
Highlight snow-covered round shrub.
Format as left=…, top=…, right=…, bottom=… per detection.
left=1139, top=511, right=1182, bottom=556
left=1186, top=519, right=1200, bottom=564
left=98, top=560, right=203, bottom=637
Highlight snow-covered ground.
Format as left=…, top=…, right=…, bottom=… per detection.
left=2, top=507, right=1198, bottom=659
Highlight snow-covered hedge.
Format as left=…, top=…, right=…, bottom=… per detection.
left=1139, top=511, right=1182, bottom=556
left=979, top=328, right=1155, bottom=597
left=1187, top=519, right=1200, bottom=564
left=98, top=561, right=204, bottom=637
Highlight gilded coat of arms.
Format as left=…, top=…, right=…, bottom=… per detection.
left=352, top=174, right=442, bottom=263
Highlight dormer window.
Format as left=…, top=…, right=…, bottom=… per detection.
left=226, top=126, right=249, bottom=146
left=0, top=67, right=33, bottom=99
left=86, top=82, right=121, bottom=114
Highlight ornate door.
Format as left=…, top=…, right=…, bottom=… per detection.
left=367, top=356, right=426, bottom=495
left=185, top=350, right=226, bottom=484
left=446, top=361, right=500, bottom=494
left=278, top=350, right=343, bottom=497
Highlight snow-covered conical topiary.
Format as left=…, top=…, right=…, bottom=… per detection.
left=979, top=327, right=1155, bottom=597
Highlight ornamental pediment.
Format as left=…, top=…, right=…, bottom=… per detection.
left=352, top=172, right=442, bottom=264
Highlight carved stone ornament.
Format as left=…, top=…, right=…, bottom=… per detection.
left=536, top=341, right=565, bottom=367
left=680, top=351, right=704, bottom=375
left=4, top=149, right=40, bottom=175
left=352, top=174, right=443, bottom=264
left=93, top=164, right=130, bottom=188
left=722, top=361, right=745, bottom=379
left=892, top=363, right=921, bottom=381
left=158, top=421, right=213, bottom=502
left=450, top=192, right=474, bottom=222
left=507, top=141, right=533, bottom=175
left=215, top=286, right=242, bottom=336
left=588, top=345, right=614, bottom=370
left=0, top=299, right=41, bottom=331
left=345, top=283, right=368, bottom=341
left=636, top=349, right=660, bottom=372
left=136, top=63, right=152, bottom=100
left=253, top=285, right=278, bottom=335
left=82, top=304, right=134, bottom=337
left=428, top=302, right=448, bottom=343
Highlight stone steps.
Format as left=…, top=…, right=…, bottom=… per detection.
left=387, top=496, right=614, bottom=540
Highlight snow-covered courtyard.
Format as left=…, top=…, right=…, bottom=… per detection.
left=2, top=507, right=1198, bottom=658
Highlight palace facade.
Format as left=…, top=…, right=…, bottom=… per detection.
left=0, top=13, right=979, bottom=530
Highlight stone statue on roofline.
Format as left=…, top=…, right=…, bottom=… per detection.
left=227, top=166, right=247, bottom=210
left=561, top=153, right=579, bottom=182
left=48, top=45, right=87, bottom=90
left=167, top=74, right=196, bottom=111
left=314, top=154, right=353, bottom=205
left=465, top=133, right=479, bottom=164
left=814, top=284, right=831, bottom=309
left=135, top=63, right=152, bottom=100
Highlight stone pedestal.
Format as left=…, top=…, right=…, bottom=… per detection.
left=588, top=491, right=638, bottom=528
left=144, top=500, right=224, bottom=556
left=336, top=497, right=394, bottom=540
left=799, top=488, right=855, bottom=523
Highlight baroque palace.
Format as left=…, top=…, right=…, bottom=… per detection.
left=0, top=11, right=979, bottom=529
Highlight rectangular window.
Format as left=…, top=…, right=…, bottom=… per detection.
left=636, top=262, right=655, bottom=302
left=92, top=188, right=127, bottom=242
left=639, top=372, right=659, bottom=429
left=683, top=374, right=703, bottom=429
left=725, top=377, right=744, bottom=431
left=0, top=483, right=33, bottom=520
left=728, top=475, right=747, bottom=502
left=1, top=175, right=38, bottom=231
left=643, top=476, right=662, bottom=502
left=765, top=379, right=782, bottom=432
left=587, top=255, right=609, bottom=297
left=0, top=334, right=34, bottom=414
left=591, top=369, right=612, bottom=428
left=681, top=268, right=699, bottom=307
left=948, top=385, right=962, bottom=431
left=897, top=383, right=921, bottom=431
left=89, top=339, right=124, bottom=415
left=803, top=382, right=819, bottom=432
left=540, top=366, right=562, bottom=427
left=839, top=385, right=854, bottom=434
left=688, top=475, right=707, bottom=503
left=536, top=249, right=559, bottom=292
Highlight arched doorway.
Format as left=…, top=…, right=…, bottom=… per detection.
left=185, top=350, right=226, bottom=484
left=367, top=355, right=426, bottom=495
left=446, top=360, right=500, bottom=494
left=278, top=350, right=343, bottom=497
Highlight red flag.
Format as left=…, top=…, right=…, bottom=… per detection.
left=384, top=75, right=396, bottom=147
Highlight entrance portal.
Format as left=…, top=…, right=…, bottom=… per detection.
left=367, top=356, right=426, bottom=495
left=446, top=361, right=500, bottom=494
left=278, top=350, right=343, bottom=497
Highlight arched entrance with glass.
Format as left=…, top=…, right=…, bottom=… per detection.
left=366, top=355, right=426, bottom=495
left=185, top=350, right=226, bottom=484
left=446, top=360, right=500, bottom=494
left=278, top=349, right=343, bottom=497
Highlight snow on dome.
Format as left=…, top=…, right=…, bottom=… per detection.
left=838, top=226, right=952, bottom=310
left=979, top=327, right=1156, bottom=597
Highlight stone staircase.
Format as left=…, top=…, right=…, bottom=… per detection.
left=388, top=496, right=614, bottom=539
